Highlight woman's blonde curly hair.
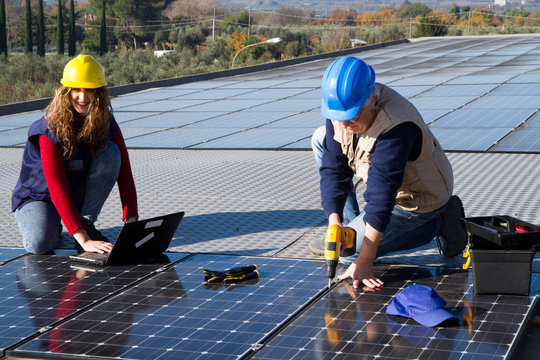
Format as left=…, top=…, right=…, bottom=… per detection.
left=45, top=85, right=112, bottom=158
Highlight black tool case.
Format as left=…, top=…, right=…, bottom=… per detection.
left=462, top=216, right=540, bottom=295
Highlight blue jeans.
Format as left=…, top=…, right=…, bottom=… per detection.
left=311, top=126, right=444, bottom=264
left=14, top=142, right=121, bottom=254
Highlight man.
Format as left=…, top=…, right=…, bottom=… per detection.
left=310, top=56, right=467, bottom=290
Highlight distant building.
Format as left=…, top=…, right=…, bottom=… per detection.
left=494, top=0, right=507, bottom=6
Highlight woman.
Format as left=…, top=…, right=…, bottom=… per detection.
left=12, top=54, right=138, bottom=254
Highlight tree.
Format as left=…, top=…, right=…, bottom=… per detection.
left=416, top=13, right=448, bottom=37
left=37, top=0, right=45, bottom=56
left=163, top=0, right=217, bottom=20
left=448, top=5, right=460, bottom=19
left=175, top=25, right=204, bottom=52
left=0, top=0, right=7, bottom=57
left=221, top=10, right=250, bottom=34
left=110, top=0, right=171, bottom=49
left=398, top=1, right=431, bottom=19
left=257, top=6, right=310, bottom=26
left=68, top=0, right=75, bottom=55
left=57, top=0, right=64, bottom=54
left=99, top=0, right=106, bottom=55
left=24, top=0, right=32, bottom=54
left=330, top=8, right=358, bottom=26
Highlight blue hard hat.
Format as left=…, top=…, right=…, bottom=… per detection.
left=321, top=56, right=376, bottom=121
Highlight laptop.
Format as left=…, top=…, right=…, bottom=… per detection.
left=69, top=211, right=184, bottom=266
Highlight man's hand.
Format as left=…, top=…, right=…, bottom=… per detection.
left=328, top=213, right=347, bottom=253
left=338, top=223, right=384, bottom=289
left=338, top=257, right=383, bottom=289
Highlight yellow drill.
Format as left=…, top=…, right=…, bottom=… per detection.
left=324, top=224, right=356, bottom=288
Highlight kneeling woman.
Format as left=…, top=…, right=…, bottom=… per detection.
left=12, top=55, right=138, bottom=254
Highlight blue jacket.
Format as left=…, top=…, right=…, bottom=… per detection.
left=320, top=119, right=422, bottom=232
left=12, top=116, right=117, bottom=212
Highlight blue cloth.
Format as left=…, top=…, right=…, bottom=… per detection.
left=12, top=116, right=117, bottom=212
left=315, top=119, right=421, bottom=232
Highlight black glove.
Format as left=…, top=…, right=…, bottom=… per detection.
left=203, top=264, right=258, bottom=284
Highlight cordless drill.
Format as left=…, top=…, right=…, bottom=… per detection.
left=324, top=224, right=357, bottom=288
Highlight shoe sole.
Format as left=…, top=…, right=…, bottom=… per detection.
left=307, top=242, right=324, bottom=256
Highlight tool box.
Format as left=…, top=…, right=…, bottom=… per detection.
left=462, top=216, right=540, bottom=296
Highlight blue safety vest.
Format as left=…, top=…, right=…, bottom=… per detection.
left=12, top=116, right=117, bottom=212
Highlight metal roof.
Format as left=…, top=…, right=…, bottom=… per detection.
left=1, top=35, right=540, bottom=360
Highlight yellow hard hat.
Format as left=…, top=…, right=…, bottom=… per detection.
left=61, top=54, right=106, bottom=89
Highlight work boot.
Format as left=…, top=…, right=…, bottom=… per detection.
left=436, top=195, right=468, bottom=257
left=308, top=236, right=325, bottom=256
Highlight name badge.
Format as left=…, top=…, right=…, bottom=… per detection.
left=68, top=160, right=84, bottom=171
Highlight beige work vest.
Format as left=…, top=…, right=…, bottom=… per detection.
left=332, top=84, right=453, bottom=213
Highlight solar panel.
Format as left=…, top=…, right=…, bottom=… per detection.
left=509, top=73, right=540, bottom=83
left=270, top=79, right=322, bottom=88
left=421, top=84, right=498, bottom=97
left=115, top=127, right=165, bottom=139
left=432, top=109, right=534, bottom=128
left=250, top=265, right=539, bottom=360
left=180, top=88, right=253, bottom=100
left=390, top=85, right=433, bottom=98
left=222, top=79, right=292, bottom=89
left=125, top=128, right=239, bottom=148
left=0, top=248, right=26, bottom=265
left=119, top=99, right=211, bottom=112
left=418, top=109, right=452, bottom=124
left=490, top=83, right=540, bottom=96
left=490, top=128, right=540, bottom=153
left=465, top=96, right=540, bottom=110
left=119, top=89, right=199, bottom=100
left=121, top=111, right=211, bottom=129
left=168, top=80, right=242, bottom=89
left=446, top=74, right=515, bottom=85
left=190, top=128, right=315, bottom=149
left=234, top=88, right=309, bottom=100
left=265, top=112, right=321, bottom=129
left=527, top=113, right=540, bottom=127
left=112, top=111, right=159, bottom=123
left=10, top=255, right=329, bottom=360
left=431, top=127, right=512, bottom=151
left=0, top=253, right=188, bottom=357
left=0, top=128, right=30, bottom=147
left=186, top=111, right=296, bottom=128
left=182, top=99, right=272, bottom=112
left=409, top=96, right=477, bottom=110
left=0, top=111, right=43, bottom=127
left=246, top=99, right=318, bottom=113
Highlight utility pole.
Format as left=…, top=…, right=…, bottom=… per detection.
left=248, top=7, right=251, bottom=38
left=212, top=8, right=215, bottom=41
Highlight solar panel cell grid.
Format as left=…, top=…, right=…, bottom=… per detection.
left=11, top=255, right=329, bottom=360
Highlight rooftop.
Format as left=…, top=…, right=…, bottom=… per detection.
left=1, top=34, right=539, bottom=360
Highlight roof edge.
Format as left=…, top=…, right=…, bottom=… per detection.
left=0, top=39, right=409, bottom=117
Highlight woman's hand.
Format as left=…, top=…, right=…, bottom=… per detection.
left=81, top=239, right=113, bottom=254
left=73, top=229, right=113, bottom=254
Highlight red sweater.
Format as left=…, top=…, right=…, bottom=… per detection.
left=39, top=127, right=138, bottom=235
